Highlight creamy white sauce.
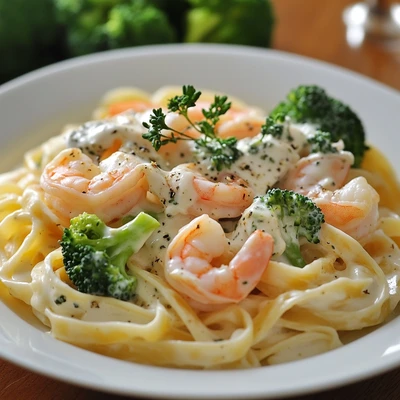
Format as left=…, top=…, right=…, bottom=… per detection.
left=194, top=132, right=305, bottom=196
left=66, top=113, right=170, bottom=168
left=233, top=134, right=300, bottom=195
left=63, top=112, right=356, bottom=274
left=228, top=197, right=286, bottom=257
left=132, top=213, right=192, bottom=278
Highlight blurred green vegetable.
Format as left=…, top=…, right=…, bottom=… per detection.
left=63, top=8, right=109, bottom=56
left=105, top=1, right=176, bottom=49
left=185, top=0, right=275, bottom=47
left=151, top=0, right=191, bottom=39
left=0, top=0, right=62, bottom=83
left=0, top=0, right=276, bottom=84
left=54, top=0, right=176, bottom=56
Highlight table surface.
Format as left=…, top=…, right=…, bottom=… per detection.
left=1, top=1, right=400, bottom=399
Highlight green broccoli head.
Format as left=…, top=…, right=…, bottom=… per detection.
left=54, top=0, right=86, bottom=22
left=270, top=85, right=367, bottom=167
left=261, top=189, right=325, bottom=268
left=60, top=212, right=159, bottom=300
left=307, top=131, right=338, bottom=154
left=271, top=85, right=332, bottom=122
left=54, top=0, right=119, bottom=23
left=185, top=0, right=275, bottom=48
left=61, top=229, right=134, bottom=300
left=325, top=98, right=366, bottom=165
left=54, top=0, right=113, bottom=56
left=0, top=0, right=62, bottom=83
left=65, top=8, right=109, bottom=56
left=66, top=212, right=107, bottom=241
left=149, top=0, right=190, bottom=40
left=105, top=0, right=176, bottom=48
left=55, top=0, right=114, bottom=56
left=55, top=0, right=177, bottom=57
left=261, top=116, right=284, bottom=139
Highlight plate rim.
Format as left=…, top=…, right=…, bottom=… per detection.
left=1, top=43, right=399, bottom=98
left=0, top=43, right=400, bottom=399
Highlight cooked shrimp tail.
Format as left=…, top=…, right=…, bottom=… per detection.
left=166, top=164, right=254, bottom=219
left=312, top=177, right=379, bottom=240
left=40, top=149, right=150, bottom=225
left=280, top=152, right=354, bottom=194
left=165, top=215, right=274, bottom=305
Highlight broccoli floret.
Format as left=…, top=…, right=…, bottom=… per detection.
left=260, top=189, right=325, bottom=268
left=270, top=85, right=367, bottom=167
left=60, top=212, right=159, bottom=300
left=150, top=0, right=190, bottom=40
left=54, top=0, right=277, bottom=58
left=54, top=0, right=176, bottom=57
left=261, top=116, right=284, bottom=139
left=0, top=0, right=62, bottom=83
left=259, top=115, right=298, bottom=146
left=105, top=0, right=176, bottom=48
left=54, top=0, right=119, bottom=22
left=66, top=8, right=110, bottom=56
left=307, top=131, right=338, bottom=154
left=185, top=0, right=275, bottom=48
left=54, top=0, right=111, bottom=56
left=54, top=0, right=122, bottom=56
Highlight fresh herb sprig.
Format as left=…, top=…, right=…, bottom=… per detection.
left=142, top=85, right=242, bottom=171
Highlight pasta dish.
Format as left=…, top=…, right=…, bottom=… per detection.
left=0, top=84, right=399, bottom=369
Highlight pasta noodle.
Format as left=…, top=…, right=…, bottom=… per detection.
left=0, top=86, right=399, bottom=370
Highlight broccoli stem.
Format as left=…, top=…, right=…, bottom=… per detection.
left=107, top=212, right=160, bottom=260
left=88, top=212, right=158, bottom=250
left=284, top=243, right=306, bottom=268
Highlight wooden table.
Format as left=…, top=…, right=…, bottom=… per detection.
left=1, top=1, right=400, bottom=399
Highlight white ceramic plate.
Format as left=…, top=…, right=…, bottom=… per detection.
left=0, top=44, right=399, bottom=399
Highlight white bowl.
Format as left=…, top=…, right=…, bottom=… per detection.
left=0, top=44, right=399, bottom=399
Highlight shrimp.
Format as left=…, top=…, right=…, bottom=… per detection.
left=66, top=116, right=170, bottom=168
left=311, top=177, right=380, bottom=240
left=166, top=164, right=254, bottom=219
left=155, top=101, right=219, bottom=141
left=217, top=113, right=266, bottom=139
left=165, top=215, right=274, bottom=305
left=40, top=149, right=149, bottom=225
left=165, top=109, right=265, bottom=141
left=280, top=152, right=354, bottom=195
left=158, top=92, right=265, bottom=141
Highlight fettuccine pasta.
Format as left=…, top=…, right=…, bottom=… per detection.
left=0, top=86, right=399, bottom=369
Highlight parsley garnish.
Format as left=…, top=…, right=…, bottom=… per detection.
left=55, top=295, right=67, bottom=305
left=142, top=85, right=242, bottom=171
